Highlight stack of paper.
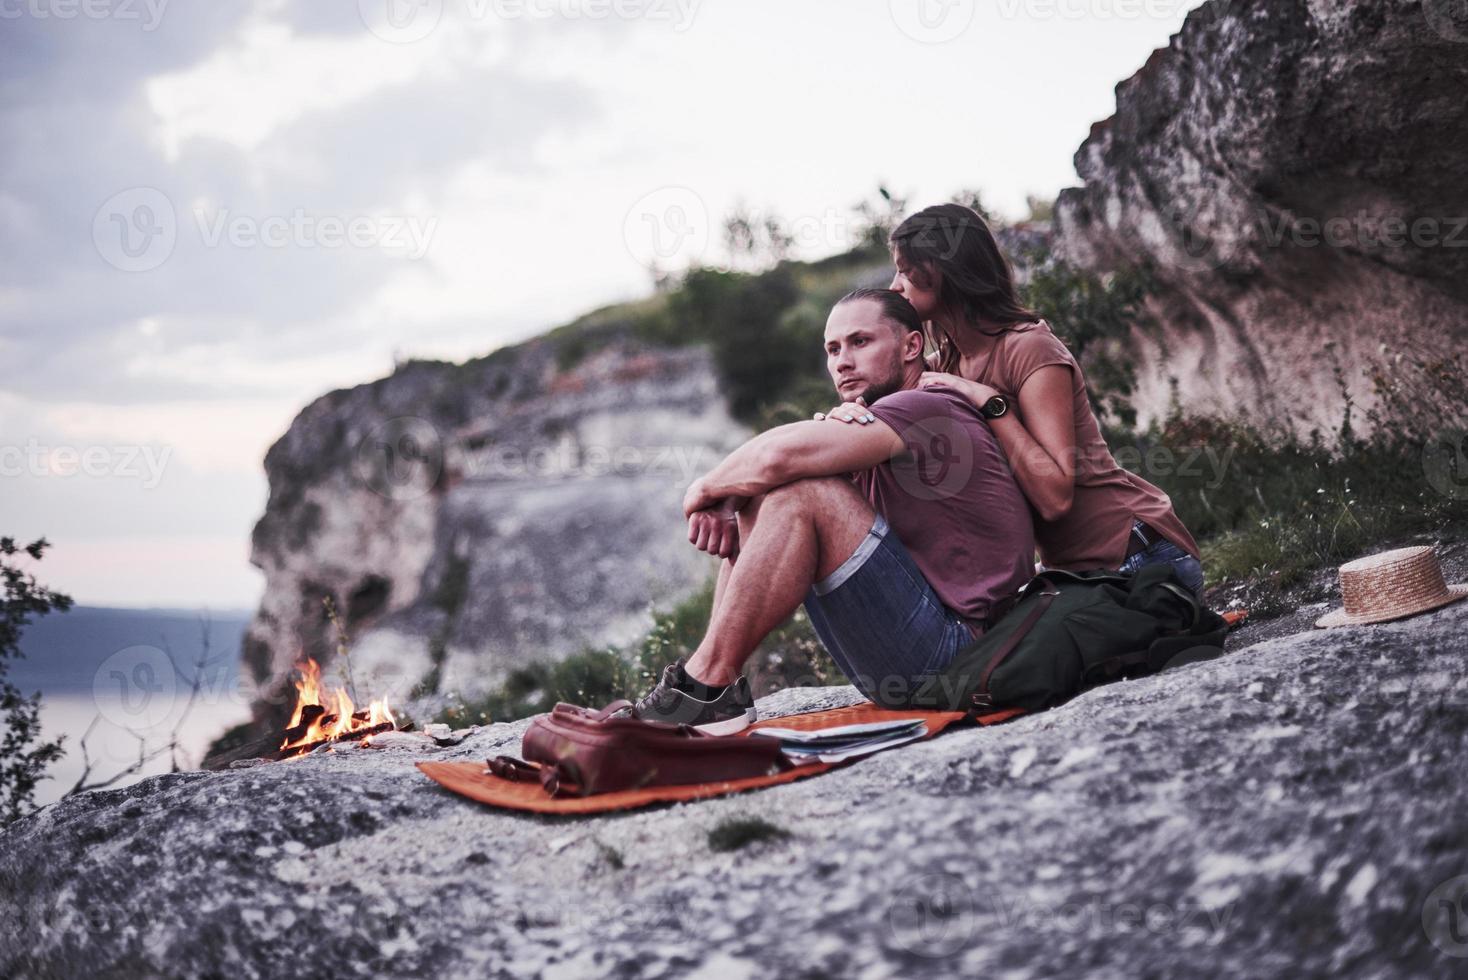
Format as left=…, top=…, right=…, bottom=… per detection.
left=749, top=717, right=928, bottom=764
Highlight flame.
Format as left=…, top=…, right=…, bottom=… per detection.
left=279, top=658, right=396, bottom=752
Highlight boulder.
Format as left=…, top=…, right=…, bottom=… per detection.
left=5, top=602, right=1467, bottom=977
left=1054, top=0, right=1468, bottom=434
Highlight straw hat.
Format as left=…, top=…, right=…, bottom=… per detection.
left=1315, top=546, right=1468, bottom=628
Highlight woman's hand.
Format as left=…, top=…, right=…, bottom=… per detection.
left=918, top=371, right=1000, bottom=409
left=814, top=397, right=877, bottom=424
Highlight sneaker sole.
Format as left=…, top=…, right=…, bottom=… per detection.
left=694, top=708, right=757, bottom=736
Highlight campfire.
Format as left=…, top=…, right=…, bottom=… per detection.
left=277, top=658, right=399, bottom=758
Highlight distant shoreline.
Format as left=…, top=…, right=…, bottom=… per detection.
left=44, top=604, right=257, bottom=618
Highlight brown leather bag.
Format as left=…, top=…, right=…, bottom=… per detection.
left=486, top=699, right=792, bottom=797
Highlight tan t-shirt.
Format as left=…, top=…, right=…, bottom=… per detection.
left=956, top=319, right=1200, bottom=571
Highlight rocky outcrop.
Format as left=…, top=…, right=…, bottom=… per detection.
left=6, top=600, right=1468, bottom=977
left=241, top=323, right=748, bottom=729
left=1054, top=0, right=1468, bottom=434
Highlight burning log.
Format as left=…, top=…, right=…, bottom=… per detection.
left=275, top=719, right=398, bottom=759
left=201, top=659, right=402, bottom=771
left=202, top=720, right=405, bottom=770
left=276, top=659, right=397, bottom=754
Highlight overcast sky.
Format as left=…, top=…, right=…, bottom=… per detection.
left=1, top=0, right=1207, bottom=609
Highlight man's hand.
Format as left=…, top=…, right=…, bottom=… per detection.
left=687, top=497, right=742, bottom=559
left=682, top=477, right=721, bottom=518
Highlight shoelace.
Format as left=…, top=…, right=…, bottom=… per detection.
left=634, top=665, right=682, bottom=715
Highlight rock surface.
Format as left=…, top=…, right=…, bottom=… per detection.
left=6, top=602, right=1468, bottom=978
left=1054, top=0, right=1468, bottom=434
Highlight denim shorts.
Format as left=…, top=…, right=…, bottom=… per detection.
left=1118, top=522, right=1206, bottom=596
left=802, top=514, right=977, bottom=705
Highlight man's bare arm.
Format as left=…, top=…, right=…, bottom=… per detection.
left=683, top=418, right=905, bottom=516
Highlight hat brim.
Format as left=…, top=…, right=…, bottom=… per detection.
left=1314, top=584, right=1468, bottom=629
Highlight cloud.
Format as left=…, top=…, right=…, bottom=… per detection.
left=0, top=1, right=601, bottom=410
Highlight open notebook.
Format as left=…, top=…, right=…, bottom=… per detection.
left=747, top=717, right=929, bottom=764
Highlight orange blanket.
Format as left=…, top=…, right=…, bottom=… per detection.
left=416, top=702, right=1024, bottom=815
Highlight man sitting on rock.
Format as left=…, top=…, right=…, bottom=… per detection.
left=627, top=288, right=1036, bottom=732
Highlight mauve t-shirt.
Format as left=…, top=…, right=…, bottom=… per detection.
left=959, top=319, right=1202, bottom=570
left=855, top=388, right=1036, bottom=631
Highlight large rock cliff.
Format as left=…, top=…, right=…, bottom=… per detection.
left=240, top=321, right=749, bottom=728
left=1054, top=0, right=1468, bottom=434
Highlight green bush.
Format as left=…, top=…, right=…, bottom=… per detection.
left=1, top=537, right=72, bottom=825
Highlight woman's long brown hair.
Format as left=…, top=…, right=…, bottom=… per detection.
left=889, top=203, right=1039, bottom=374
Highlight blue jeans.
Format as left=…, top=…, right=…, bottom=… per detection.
left=802, top=514, right=976, bottom=705
left=1118, top=523, right=1206, bottom=596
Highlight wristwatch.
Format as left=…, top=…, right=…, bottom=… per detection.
left=980, top=395, right=1010, bottom=420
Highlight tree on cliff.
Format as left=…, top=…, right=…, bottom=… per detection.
left=1, top=537, right=72, bottom=825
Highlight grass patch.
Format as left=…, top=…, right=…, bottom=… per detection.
left=434, top=579, right=841, bottom=728
left=1123, top=352, right=1468, bottom=607
left=707, top=816, right=791, bottom=852
left=593, top=839, right=625, bottom=870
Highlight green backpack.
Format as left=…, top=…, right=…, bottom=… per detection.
left=899, top=563, right=1230, bottom=715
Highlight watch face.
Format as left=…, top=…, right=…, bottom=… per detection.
left=984, top=396, right=1008, bottom=418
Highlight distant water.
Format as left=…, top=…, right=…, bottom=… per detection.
left=11, top=606, right=255, bottom=808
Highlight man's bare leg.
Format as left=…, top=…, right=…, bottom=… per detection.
left=684, top=478, right=875, bottom=686
left=709, top=557, right=735, bottom=618
left=706, top=492, right=763, bottom=621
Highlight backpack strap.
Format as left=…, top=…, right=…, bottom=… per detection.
left=552, top=699, right=635, bottom=722
left=1154, top=580, right=1202, bottom=630
left=968, top=589, right=1060, bottom=716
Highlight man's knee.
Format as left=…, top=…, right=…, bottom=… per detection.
left=763, top=477, right=858, bottom=512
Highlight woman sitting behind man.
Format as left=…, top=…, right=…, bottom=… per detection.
left=826, top=202, right=1204, bottom=595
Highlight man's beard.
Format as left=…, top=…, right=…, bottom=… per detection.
left=851, top=356, right=906, bottom=405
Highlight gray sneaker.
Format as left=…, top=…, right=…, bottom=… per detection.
left=630, top=659, right=757, bottom=734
